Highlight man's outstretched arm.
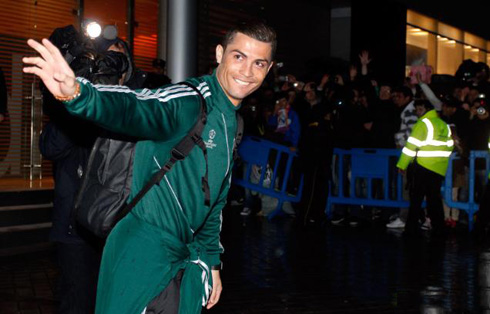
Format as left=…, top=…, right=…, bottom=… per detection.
left=23, top=39, right=200, bottom=140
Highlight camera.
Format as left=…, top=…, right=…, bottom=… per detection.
left=477, top=107, right=487, bottom=116
left=278, top=75, right=289, bottom=82
left=49, top=25, right=130, bottom=85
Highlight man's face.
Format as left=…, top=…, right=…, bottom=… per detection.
left=392, top=92, right=410, bottom=108
left=415, top=105, right=427, bottom=118
left=216, top=32, right=273, bottom=106
left=468, top=89, right=480, bottom=103
left=442, top=104, right=456, bottom=117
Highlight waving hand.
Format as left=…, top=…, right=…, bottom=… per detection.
left=23, top=39, right=77, bottom=98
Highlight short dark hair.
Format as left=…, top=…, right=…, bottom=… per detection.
left=222, top=21, right=277, bottom=60
left=442, top=95, right=460, bottom=108
left=414, top=99, right=434, bottom=111
left=394, top=86, right=413, bottom=99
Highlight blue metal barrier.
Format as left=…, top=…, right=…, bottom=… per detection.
left=326, top=148, right=408, bottom=219
left=232, top=136, right=304, bottom=219
left=326, top=148, right=490, bottom=231
left=444, top=151, right=489, bottom=230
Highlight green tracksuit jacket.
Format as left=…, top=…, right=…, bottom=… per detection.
left=64, top=72, right=238, bottom=314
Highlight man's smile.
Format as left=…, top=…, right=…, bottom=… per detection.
left=233, top=78, right=253, bottom=86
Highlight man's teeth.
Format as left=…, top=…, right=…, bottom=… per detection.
left=235, top=78, right=250, bottom=86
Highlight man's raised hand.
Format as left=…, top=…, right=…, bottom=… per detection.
left=23, top=39, right=77, bottom=98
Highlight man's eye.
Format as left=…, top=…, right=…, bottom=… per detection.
left=234, top=54, right=243, bottom=60
left=256, top=62, right=265, bottom=68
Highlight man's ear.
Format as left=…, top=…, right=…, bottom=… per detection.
left=267, top=61, right=274, bottom=74
left=216, top=45, right=224, bottom=64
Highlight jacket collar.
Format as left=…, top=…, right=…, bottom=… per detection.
left=420, top=109, right=438, bottom=120
left=203, top=70, right=241, bottom=116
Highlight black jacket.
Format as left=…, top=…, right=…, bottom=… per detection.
left=40, top=116, right=98, bottom=243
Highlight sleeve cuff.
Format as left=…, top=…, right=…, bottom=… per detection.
left=208, top=253, right=222, bottom=269
left=211, top=263, right=223, bottom=271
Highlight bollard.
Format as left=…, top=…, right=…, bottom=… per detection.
left=479, top=250, right=490, bottom=311
left=420, top=286, right=446, bottom=314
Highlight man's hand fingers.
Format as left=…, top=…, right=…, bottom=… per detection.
left=42, top=38, right=64, bottom=60
left=206, top=285, right=222, bottom=309
left=23, top=66, right=49, bottom=81
left=42, top=39, right=73, bottom=74
left=27, top=39, right=55, bottom=64
left=22, top=57, right=48, bottom=69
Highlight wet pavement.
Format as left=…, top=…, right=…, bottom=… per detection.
left=1, top=208, right=488, bottom=313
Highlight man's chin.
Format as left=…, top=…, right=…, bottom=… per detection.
left=230, top=90, right=252, bottom=101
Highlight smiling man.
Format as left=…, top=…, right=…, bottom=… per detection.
left=23, top=21, right=276, bottom=314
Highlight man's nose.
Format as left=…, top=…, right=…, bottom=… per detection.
left=239, top=62, right=253, bottom=77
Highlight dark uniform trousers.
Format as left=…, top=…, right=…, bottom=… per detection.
left=405, top=162, right=445, bottom=235
left=145, top=270, right=184, bottom=314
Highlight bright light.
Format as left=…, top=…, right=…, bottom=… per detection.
left=86, top=22, right=102, bottom=39
left=465, top=45, right=472, bottom=49
left=447, top=40, right=456, bottom=44
left=409, top=28, right=422, bottom=32
left=472, top=48, right=480, bottom=52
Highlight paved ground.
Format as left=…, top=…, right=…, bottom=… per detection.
left=0, top=208, right=488, bottom=313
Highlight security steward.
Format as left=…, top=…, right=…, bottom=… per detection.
left=397, top=100, right=454, bottom=236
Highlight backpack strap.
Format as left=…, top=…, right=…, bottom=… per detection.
left=194, top=112, right=243, bottom=237
left=117, top=81, right=209, bottom=221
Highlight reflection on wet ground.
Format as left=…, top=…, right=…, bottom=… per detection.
left=213, top=210, right=484, bottom=313
left=1, top=208, right=490, bottom=313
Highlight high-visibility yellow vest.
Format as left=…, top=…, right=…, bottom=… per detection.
left=397, top=110, right=453, bottom=177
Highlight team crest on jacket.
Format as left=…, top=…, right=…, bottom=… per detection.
left=205, top=129, right=217, bottom=149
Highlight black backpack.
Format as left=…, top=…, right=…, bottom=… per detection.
left=72, top=82, right=243, bottom=237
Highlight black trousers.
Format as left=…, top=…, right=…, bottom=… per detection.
left=301, top=154, right=330, bottom=223
left=56, top=242, right=101, bottom=314
left=145, top=270, right=184, bottom=314
left=405, top=163, right=445, bottom=235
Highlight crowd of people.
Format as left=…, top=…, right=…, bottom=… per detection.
left=236, top=52, right=490, bottom=229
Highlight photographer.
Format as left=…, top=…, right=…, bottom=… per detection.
left=39, top=25, right=135, bottom=314
left=465, top=95, right=490, bottom=202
